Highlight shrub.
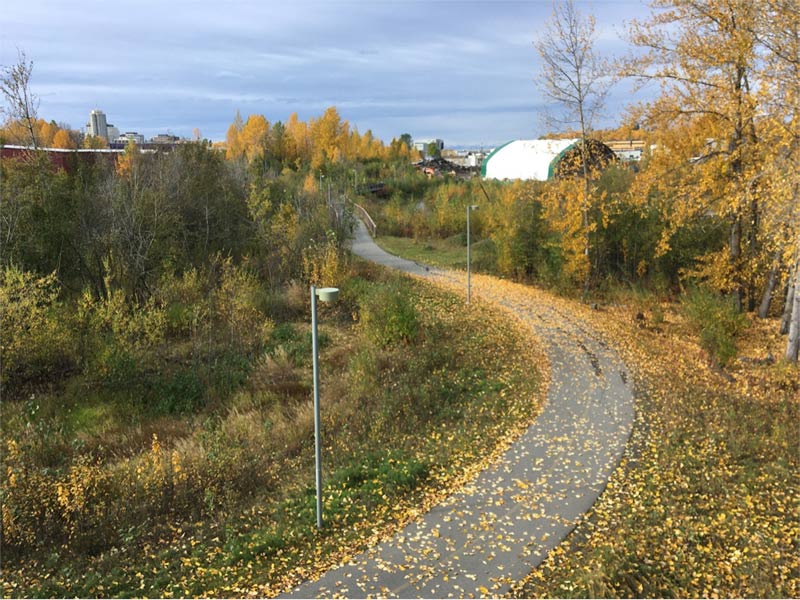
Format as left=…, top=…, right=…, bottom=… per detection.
left=156, top=268, right=211, bottom=338
left=93, top=345, right=141, bottom=389
left=359, top=278, right=420, bottom=347
left=214, top=258, right=273, bottom=350
left=0, top=267, right=76, bottom=389
left=262, top=280, right=307, bottom=321
left=78, top=288, right=166, bottom=355
left=302, top=231, right=347, bottom=288
left=1, top=426, right=277, bottom=558
left=76, top=288, right=166, bottom=390
left=683, top=286, right=748, bottom=367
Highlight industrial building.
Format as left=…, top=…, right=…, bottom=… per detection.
left=482, top=139, right=576, bottom=181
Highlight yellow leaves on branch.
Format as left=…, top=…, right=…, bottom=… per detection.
left=302, top=234, right=346, bottom=288
left=309, top=106, right=347, bottom=169
left=0, top=267, right=74, bottom=384
left=52, top=128, right=76, bottom=149
left=302, top=172, right=318, bottom=196
left=115, top=141, right=140, bottom=176
left=625, top=0, right=799, bottom=299
left=540, top=177, right=591, bottom=283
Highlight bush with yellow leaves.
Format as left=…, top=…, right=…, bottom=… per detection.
left=302, top=231, right=347, bottom=288
left=213, top=257, right=274, bottom=350
left=0, top=266, right=76, bottom=388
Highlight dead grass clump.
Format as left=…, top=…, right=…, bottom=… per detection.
left=249, top=349, right=308, bottom=398
left=263, top=399, right=314, bottom=458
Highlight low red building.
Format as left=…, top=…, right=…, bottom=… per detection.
left=0, top=144, right=122, bottom=173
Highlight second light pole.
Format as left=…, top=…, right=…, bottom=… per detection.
left=467, top=204, right=478, bottom=304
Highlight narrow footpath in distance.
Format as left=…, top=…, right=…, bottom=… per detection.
left=283, top=220, right=635, bottom=598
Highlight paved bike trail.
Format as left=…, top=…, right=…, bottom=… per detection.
left=284, top=221, right=635, bottom=598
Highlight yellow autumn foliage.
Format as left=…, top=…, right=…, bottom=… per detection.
left=540, top=177, right=591, bottom=285
left=0, top=267, right=75, bottom=385
left=302, top=232, right=346, bottom=288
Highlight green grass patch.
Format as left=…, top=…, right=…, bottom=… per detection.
left=66, top=403, right=115, bottom=437
left=375, top=234, right=493, bottom=271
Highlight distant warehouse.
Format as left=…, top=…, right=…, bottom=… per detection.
left=482, top=138, right=617, bottom=181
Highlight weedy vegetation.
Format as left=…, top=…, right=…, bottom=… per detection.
left=1, top=261, right=545, bottom=598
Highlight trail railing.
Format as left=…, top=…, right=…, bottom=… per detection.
left=351, top=201, right=377, bottom=237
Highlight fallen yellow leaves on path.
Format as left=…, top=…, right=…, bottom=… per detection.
left=448, top=273, right=800, bottom=599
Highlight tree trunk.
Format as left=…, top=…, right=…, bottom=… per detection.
left=747, top=188, right=760, bottom=312
left=730, top=214, right=743, bottom=312
left=580, top=131, right=592, bottom=297
left=785, top=265, right=800, bottom=362
left=758, top=249, right=782, bottom=318
left=782, top=280, right=795, bottom=335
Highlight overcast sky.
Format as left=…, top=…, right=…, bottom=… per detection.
left=1, top=0, right=655, bottom=148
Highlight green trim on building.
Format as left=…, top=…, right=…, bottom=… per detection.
left=547, top=141, right=578, bottom=180
left=481, top=139, right=515, bottom=178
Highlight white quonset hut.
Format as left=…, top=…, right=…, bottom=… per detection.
left=481, top=138, right=579, bottom=181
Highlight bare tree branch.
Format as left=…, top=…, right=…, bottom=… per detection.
left=0, top=49, right=39, bottom=149
left=534, top=0, right=612, bottom=141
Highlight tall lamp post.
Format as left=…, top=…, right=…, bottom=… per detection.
left=311, top=285, right=339, bottom=529
left=467, top=204, right=478, bottom=304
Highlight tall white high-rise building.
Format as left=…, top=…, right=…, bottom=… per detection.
left=86, top=109, right=109, bottom=140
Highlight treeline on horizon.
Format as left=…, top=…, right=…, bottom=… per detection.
left=0, top=103, right=422, bottom=158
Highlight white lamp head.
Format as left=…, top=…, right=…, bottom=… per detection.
left=315, top=287, right=339, bottom=302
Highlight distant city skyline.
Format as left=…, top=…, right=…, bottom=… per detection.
left=1, top=0, right=657, bottom=148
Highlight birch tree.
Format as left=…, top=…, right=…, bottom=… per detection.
left=625, top=0, right=766, bottom=312
left=754, top=0, right=799, bottom=360
left=624, top=0, right=798, bottom=358
left=0, top=50, right=39, bottom=149
left=535, top=0, right=612, bottom=289
left=786, top=250, right=800, bottom=361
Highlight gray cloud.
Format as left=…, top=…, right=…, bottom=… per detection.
left=1, top=0, right=655, bottom=146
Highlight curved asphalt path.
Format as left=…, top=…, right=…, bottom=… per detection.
left=284, top=220, right=635, bottom=598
